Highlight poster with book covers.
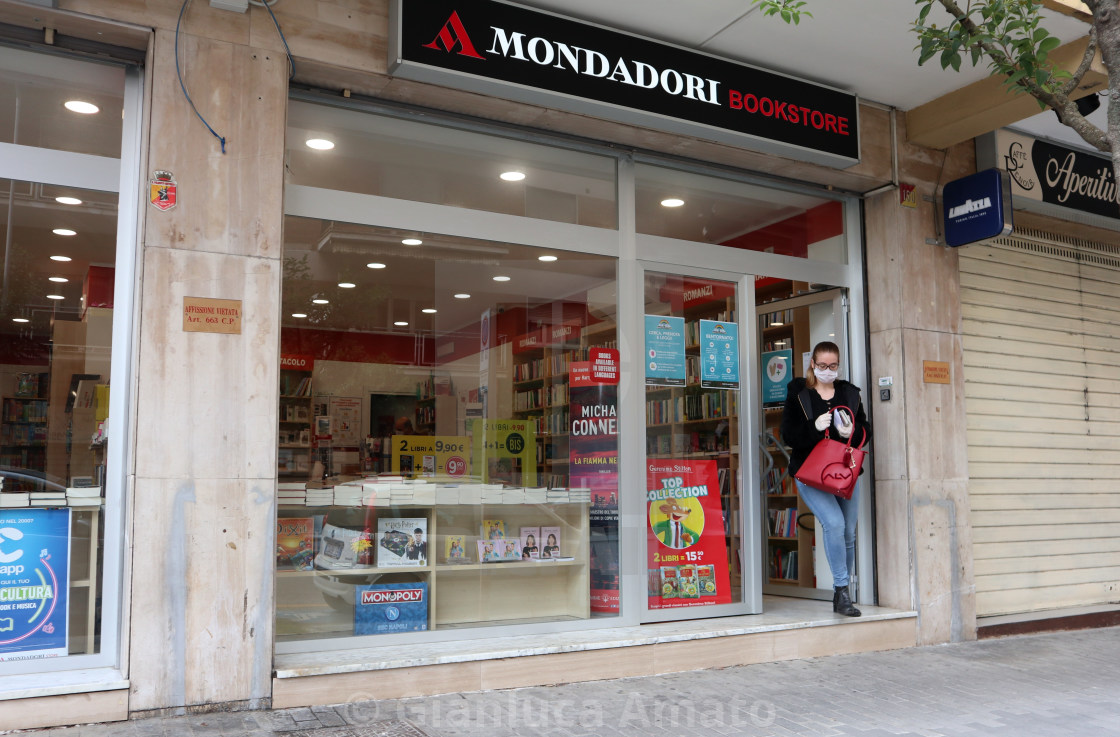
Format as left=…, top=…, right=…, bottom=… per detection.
left=569, top=370, right=620, bottom=614
left=376, top=518, right=427, bottom=567
left=276, top=517, right=315, bottom=571
left=646, top=459, right=732, bottom=609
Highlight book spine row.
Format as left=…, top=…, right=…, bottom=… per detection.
left=762, top=309, right=792, bottom=328
left=768, top=508, right=798, bottom=538
left=3, top=399, right=47, bottom=423
left=770, top=549, right=798, bottom=580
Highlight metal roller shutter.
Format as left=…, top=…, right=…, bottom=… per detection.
left=961, top=228, right=1120, bottom=617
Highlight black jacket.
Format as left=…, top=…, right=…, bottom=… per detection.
left=780, top=377, right=871, bottom=476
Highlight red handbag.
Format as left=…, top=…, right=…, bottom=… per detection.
left=793, top=405, right=867, bottom=500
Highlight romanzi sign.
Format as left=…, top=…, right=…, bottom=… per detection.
left=389, top=0, right=860, bottom=168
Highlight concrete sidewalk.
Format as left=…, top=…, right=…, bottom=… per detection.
left=17, top=626, right=1120, bottom=737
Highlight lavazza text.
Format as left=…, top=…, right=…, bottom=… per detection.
left=484, top=28, right=850, bottom=135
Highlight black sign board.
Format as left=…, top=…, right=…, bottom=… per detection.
left=389, top=0, right=860, bottom=168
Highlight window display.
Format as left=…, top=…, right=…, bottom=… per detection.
left=275, top=218, right=618, bottom=642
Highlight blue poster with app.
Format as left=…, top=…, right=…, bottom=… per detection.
left=762, top=349, right=794, bottom=403
left=354, top=582, right=429, bottom=634
left=645, top=315, right=686, bottom=386
left=699, top=320, right=740, bottom=389
left=0, top=508, right=71, bottom=661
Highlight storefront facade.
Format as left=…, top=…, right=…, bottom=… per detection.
left=0, top=0, right=983, bottom=729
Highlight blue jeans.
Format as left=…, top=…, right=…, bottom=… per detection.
left=795, top=479, right=858, bottom=588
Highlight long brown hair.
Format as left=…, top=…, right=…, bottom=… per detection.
left=805, top=341, right=841, bottom=390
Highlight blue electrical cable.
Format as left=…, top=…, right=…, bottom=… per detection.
left=175, top=0, right=227, bottom=154
left=259, top=0, right=296, bottom=80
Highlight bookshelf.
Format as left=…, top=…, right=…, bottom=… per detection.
left=1, top=396, right=49, bottom=488
left=510, top=328, right=580, bottom=489
left=278, top=366, right=313, bottom=478
left=757, top=280, right=816, bottom=589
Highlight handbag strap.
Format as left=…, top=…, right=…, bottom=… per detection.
left=826, top=404, right=866, bottom=451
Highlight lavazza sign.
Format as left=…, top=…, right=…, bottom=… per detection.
left=389, top=0, right=860, bottom=168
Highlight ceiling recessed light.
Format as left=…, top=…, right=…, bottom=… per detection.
left=55, top=197, right=82, bottom=206
left=493, top=275, right=510, bottom=282
left=422, top=308, right=437, bottom=314
left=401, top=238, right=423, bottom=246
left=770, top=321, right=784, bottom=327
left=338, top=282, right=356, bottom=288
left=454, top=293, right=471, bottom=299
left=46, top=295, right=64, bottom=300
left=394, top=321, right=409, bottom=326
left=312, top=298, right=329, bottom=305
left=538, top=255, right=558, bottom=262
left=500, top=171, right=526, bottom=182
left=49, top=277, right=68, bottom=283
left=12, top=318, right=29, bottom=323
left=367, top=262, right=386, bottom=269
left=305, top=138, right=335, bottom=150
left=64, top=100, right=99, bottom=114
left=53, top=229, right=76, bottom=236
left=661, top=198, right=685, bottom=208
left=292, top=313, right=308, bottom=318
left=50, top=255, right=72, bottom=262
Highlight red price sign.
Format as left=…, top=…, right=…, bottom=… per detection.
left=445, top=455, right=466, bottom=477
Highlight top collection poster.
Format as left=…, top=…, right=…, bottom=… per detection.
left=698, top=320, right=740, bottom=389
left=644, top=315, right=686, bottom=386
left=646, top=459, right=732, bottom=609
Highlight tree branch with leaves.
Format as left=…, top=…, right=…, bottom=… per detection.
left=753, top=0, right=1120, bottom=181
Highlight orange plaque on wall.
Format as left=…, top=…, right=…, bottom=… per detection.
left=922, top=361, right=950, bottom=384
left=183, top=297, right=242, bottom=334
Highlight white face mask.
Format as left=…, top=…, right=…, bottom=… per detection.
left=813, top=367, right=838, bottom=384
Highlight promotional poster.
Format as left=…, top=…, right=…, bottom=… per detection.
left=644, top=315, right=686, bottom=386
left=699, top=319, right=740, bottom=389
left=570, top=351, right=620, bottom=613
left=646, top=459, right=732, bottom=609
left=762, top=349, right=794, bottom=403
left=0, top=508, right=71, bottom=661
left=470, top=419, right=536, bottom=485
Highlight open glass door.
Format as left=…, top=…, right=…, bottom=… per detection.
left=756, top=282, right=852, bottom=599
left=642, top=267, right=760, bottom=621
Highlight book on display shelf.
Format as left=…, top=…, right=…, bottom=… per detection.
left=481, top=519, right=506, bottom=540
left=376, top=518, right=428, bottom=567
left=540, top=525, right=561, bottom=558
left=476, top=539, right=502, bottom=562
left=444, top=534, right=470, bottom=564
left=499, top=538, right=522, bottom=561
left=276, top=517, right=315, bottom=570
left=519, top=526, right=540, bottom=559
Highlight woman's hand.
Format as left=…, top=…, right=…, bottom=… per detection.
left=834, top=409, right=853, bottom=438
left=814, top=411, right=833, bottom=431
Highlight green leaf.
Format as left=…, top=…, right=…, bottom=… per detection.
left=1038, top=36, right=1061, bottom=54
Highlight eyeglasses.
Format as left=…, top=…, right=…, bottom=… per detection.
left=814, top=362, right=840, bottom=371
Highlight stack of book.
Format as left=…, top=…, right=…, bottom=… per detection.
left=502, top=487, right=526, bottom=504
left=524, top=487, right=549, bottom=504
left=568, top=487, right=592, bottom=504
left=31, top=490, right=67, bottom=507
left=304, top=488, right=334, bottom=507
left=277, top=482, right=306, bottom=506
left=435, top=485, right=461, bottom=505
left=66, top=486, right=102, bottom=507
left=389, top=483, right=414, bottom=506
left=364, top=482, right=392, bottom=507
left=547, top=488, right=571, bottom=504
left=333, top=483, right=364, bottom=506
left=0, top=492, right=29, bottom=508
left=481, top=484, right=505, bottom=505
left=458, top=485, right=482, bottom=505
